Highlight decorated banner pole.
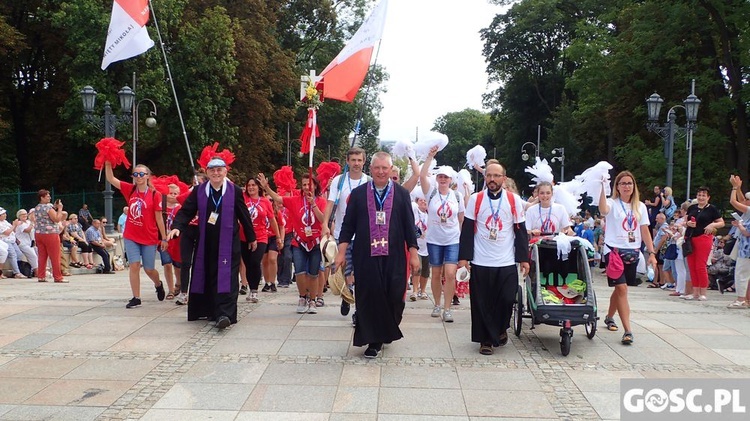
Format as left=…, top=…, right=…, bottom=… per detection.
left=299, top=70, right=323, bottom=187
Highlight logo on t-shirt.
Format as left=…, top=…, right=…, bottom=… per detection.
left=300, top=206, right=317, bottom=227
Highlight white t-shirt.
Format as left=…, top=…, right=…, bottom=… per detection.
left=604, top=198, right=650, bottom=249
left=411, top=202, right=428, bottom=256
left=465, top=190, right=526, bottom=267
left=328, top=173, right=369, bottom=239
left=0, top=220, right=16, bottom=244
left=14, top=221, right=34, bottom=247
left=525, top=203, right=571, bottom=234
left=425, top=184, right=465, bottom=246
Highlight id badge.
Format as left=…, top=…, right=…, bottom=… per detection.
left=207, top=212, right=219, bottom=225
left=440, top=214, right=447, bottom=223
left=304, top=226, right=313, bottom=237
left=628, top=231, right=635, bottom=243
left=488, top=228, right=498, bottom=241
left=376, top=211, right=386, bottom=225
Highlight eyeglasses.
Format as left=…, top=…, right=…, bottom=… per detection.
left=618, top=182, right=634, bottom=186
left=132, top=172, right=148, bottom=178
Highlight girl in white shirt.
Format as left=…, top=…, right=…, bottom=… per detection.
left=525, top=182, right=573, bottom=237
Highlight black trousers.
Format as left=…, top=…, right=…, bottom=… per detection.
left=91, top=245, right=111, bottom=272
left=468, top=264, right=518, bottom=345
left=179, top=225, right=199, bottom=294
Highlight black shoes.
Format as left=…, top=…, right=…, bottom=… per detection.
left=341, top=299, right=350, bottom=316
left=216, top=316, right=231, bottom=329
left=498, top=331, right=508, bottom=346
left=364, top=343, right=382, bottom=359
left=261, top=283, right=271, bottom=292
left=126, top=297, right=141, bottom=308
left=352, top=311, right=358, bottom=327
left=239, top=285, right=248, bottom=295
left=270, top=283, right=277, bottom=292
left=452, top=295, right=460, bottom=306
left=155, top=282, right=166, bottom=301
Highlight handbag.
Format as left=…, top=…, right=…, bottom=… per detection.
left=682, top=237, right=693, bottom=256
left=664, top=243, right=678, bottom=260
left=723, top=237, right=737, bottom=255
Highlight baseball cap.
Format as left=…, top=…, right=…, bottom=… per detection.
left=206, top=157, right=227, bottom=169
left=0, top=207, right=6, bottom=216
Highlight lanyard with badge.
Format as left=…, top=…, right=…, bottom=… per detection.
left=437, top=191, right=450, bottom=223
left=208, top=189, right=222, bottom=225
left=247, top=198, right=260, bottom=222
left=539, top=204, right=553, bottom=233
left=487, top=191, right=503, bottom=241
left=303, top=196, right=314, bottom=237
left=619, top=199, right=636, bottom=242
left=348, top=176, right=363, bottom=193
left=135, top=187, right=148, bottom=215
left=374, top=182, right=390, bottom=225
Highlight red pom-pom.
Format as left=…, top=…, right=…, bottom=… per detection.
left=316, top=161, right=341, bottom=192
left=94, top=138, right=131, bottom=170
left=152, top=175, right=189, bottom=196
left=273, top=166, right=296, bottom=193
left=197, top=142, right=236, bottom=170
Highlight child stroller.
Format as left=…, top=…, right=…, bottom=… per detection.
left=513, top=238, right=598, bottom=356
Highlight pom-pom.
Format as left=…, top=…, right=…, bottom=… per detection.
left=524, top=157, right=554, bottom=187
left=316, top=161, right=341, bottom=192
left=273, top=166, right=297, bottom=193
left=152, top=175, right=189, bottom=196
left=94, top=137, right=131, bottom=170
left=413, top=131, right=449, bottom=160
left=197, top=142, right=236, bottom=170
left=465, top=145, right=486, bottom=169
left=392, top=139, right=416, bottom=161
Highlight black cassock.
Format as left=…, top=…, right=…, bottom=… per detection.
left=173, top=181, right=254, bottom=323
left=339, top=183, right=418, bottom=347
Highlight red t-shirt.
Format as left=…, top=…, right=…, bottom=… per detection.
left=241, top=194, right=273, bottom=244
left=120, top=182, right=163, bottom=246
left=282, top=195, right=327, bottom=250
left=165, top=203, right=182, bottom=262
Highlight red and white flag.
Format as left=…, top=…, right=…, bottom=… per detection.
left=319, top=0, right=388, bottom=102
left=101, top=0, right=155, bottom=70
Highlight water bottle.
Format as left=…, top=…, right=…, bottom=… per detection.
left=647, top=266, right=655, bottom=282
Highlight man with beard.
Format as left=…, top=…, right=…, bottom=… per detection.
left=334, top=152, right=420, bottom=358
left=169, top=157, right=256, bottom=329
left=458, top=162, right=529, bottom=355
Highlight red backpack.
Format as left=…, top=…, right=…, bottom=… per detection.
left=473, top=189, right=519, bottom=233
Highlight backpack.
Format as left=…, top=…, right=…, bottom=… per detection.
left=428, top=188, right=461, bottom=207
left=17, top=260, right=33, bottom=278
left=472, top=189, right=518, bottom=233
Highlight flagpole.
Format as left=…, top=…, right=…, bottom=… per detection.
left=148, top=0, right=196, bottom=174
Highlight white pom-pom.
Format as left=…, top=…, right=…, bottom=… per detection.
left=525, top=157, right=554, bottom=186
left=458, top=168, right=475, bottom=196
left=413, top=131, right=449, bottom=160
left=392, top=139, right=416, bottom=161
left=575, top=161, right=613, bottom=199
left=466, top=145, right=487, bottom=169
left=553, top=182, right=582, bottom=216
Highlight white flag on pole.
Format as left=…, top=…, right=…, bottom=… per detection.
left=101, top=0, right=155, bottom=70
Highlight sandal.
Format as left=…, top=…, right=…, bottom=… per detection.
left=85, top=264, right=93, bottom=269
left=479, top=344, right=493, bottom=355
left=604, top=317, right=619, bottom=331
left=166, top=292, right=175, bottom=300
left=647, top=283, right=659, bottom=288
left=621, top=332, right=634, bottom=345
left=727, top=300, right=747, bottom=309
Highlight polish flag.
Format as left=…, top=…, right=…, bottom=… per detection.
left=101, top=0, right=155, bottom=70
left=319, top=0, right=388, bottom=102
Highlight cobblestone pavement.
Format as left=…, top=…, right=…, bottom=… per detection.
left=0, top=269, right=749, bottom=420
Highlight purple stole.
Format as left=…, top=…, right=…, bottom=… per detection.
left=367, top=181, right=394, bottom=257
left=193, top=181, right=235, bottom=294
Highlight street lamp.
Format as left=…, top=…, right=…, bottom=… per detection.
left=646, top=80, right=700, bottom=198
left=520, top=142, right=538, bottom=161
left=80, top=85, right=133, bottom=234
left=551, top=147, right=565, bottom=182
left=132, top=98, right=158, bottom=167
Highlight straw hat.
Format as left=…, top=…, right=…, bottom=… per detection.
left=328, top=266, right=355, bottom=304
left=320, top=234, right=337, bottom=265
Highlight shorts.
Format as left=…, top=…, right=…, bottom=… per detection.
left=419, top=255, right=430, bottom=278
left=123, top=238, right=157, bottom=270
left=292, top=245, right=322, bottom=276
left=427, top=243, right=459, bottom=267
left=663, top=258, right=673, bottom=272
left=159, top=249, right=173, bottom=266
left=604, top=250, right=639, bottom=287
left=266, top=236, right=278, bottom=253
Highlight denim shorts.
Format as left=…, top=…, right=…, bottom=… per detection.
left=427, top=243, right=459, bottom=267
left=159, top=249, right=173, bottom=266
left=292, top=246, right=322, bottom=276
left=123, top=238, right=157, bottom=270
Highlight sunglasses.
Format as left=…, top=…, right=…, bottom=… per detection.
left=132, top=172, right=148, bottom=178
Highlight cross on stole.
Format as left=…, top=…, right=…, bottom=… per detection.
left=370, top=238, right=388, bottom=249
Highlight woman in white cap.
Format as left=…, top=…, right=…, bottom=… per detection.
left=14, top=209, right=38, bottom=276
left=0, top=207, right=27, bottom=278
left=420, top=145, right=465, bottom=323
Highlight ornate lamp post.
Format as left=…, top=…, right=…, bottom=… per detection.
left=646, top=80, right=700, bottom=197
left=520, top=142, right=538, bottom=161
left=80, top=85, right=133, bottom=234
left=551, top=147, right=565, bottom=182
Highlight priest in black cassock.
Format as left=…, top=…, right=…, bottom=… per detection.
left=335, top=151, right=420, bottom=358
left=169, top=157, right=256, bottom=329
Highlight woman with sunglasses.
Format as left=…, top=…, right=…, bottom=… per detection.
left=105, top=162, right=169, bottom=308
left=599, top=171, right=658, bottom=345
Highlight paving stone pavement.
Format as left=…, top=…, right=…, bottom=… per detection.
left=0, top=269, right=749, bottom=420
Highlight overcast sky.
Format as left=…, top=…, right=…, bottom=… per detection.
left=376, top=0, right=507, bottom=142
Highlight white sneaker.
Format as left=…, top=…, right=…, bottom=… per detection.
left=296, top=297, right=307, bottom=314
left=698, top=295, right=707, bottom=301
left=175, top=292, right=187, bottom=305
left=431, top=306, right=442, bottom=318
left=442, top=309, right=454, bottom=323
left=307, top=299, right=318, bottom=314
left=247, top=292, right=259, bottom=303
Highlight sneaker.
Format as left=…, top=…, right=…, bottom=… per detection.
left=442, top=309, right=454, bottom=323
left=410, top=293, right=417, bottom=302
left=239, top=285, right=248, bottom=295
left=682, top=295, right=695, bottom=301
left=261, top=283, right=271, bottom=292
left=155, top=282, right=166, bottom=301
left=307, top=299, right=318, bottom=314
left=296, top=297, right=308, bottom=314
left=452, top=295, right=460, bottom=306
left=247, top=292, right=259, bottom=303
left=698, top=295, right=707, bottom=301
left=431, top=306, right=442, bottom=318
left=175, top=292, right=187, bottom=305
left=316, top=297, right=325, bottom=307
left=126, top=297, right=141, bottom=308
left=364, top=346, right=380, bottom=359
left=270, top=283, right=277, bottom=292
left=340, top=299, right=351, bottom=316
left=420, top=292, right=429, bottom=300
left=278, top=283, right=289, bottom=288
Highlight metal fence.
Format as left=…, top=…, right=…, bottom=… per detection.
left=0, top=190, right=126, bottom=221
